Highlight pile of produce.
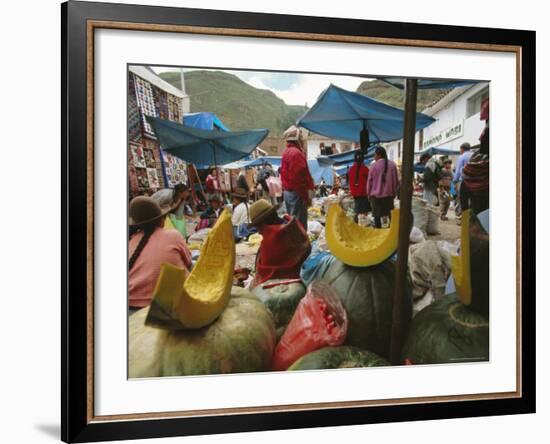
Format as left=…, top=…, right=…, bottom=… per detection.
left=147, top=208, right=235, bottom=329
left=401, top=293, right=489, bottom=365
left=309, top=257, right=412, bottom=360
left=288, top=346, right=389, bottom=370
left=252, top=279, right=306, bottom=340
left=325, top=204, right=399, bottom=267
left=129, top=288, right=276, bottom=377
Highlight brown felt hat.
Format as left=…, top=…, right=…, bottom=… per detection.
left=232, top=187, right=249, bottom=199
left=129, top=196, right=172, bottom=227
left=248, top=199, right=280, bottom=227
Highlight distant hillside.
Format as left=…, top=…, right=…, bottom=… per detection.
left=356, top=79, right=447, bottom=111
left=159, top=70, right=308, bottom=136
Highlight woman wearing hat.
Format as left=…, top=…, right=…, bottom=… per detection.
left=128, top=196, right=192, bottom=313
left=231, top=187, right=251, bottom=239
left=198, top=194, right=223, bottom=229
left=248, top=199, right=310, bottom=287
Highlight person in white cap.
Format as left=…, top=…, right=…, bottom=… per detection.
left=280, top=125, right=314, bottom=230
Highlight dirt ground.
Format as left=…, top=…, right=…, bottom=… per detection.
left=425, top=204, right=461, bottom=242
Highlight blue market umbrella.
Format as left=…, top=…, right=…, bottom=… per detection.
left=297, top=84, right=435, bottom=143
left=316, top=146, right=376, bottom=168
left=381, top=77, right=480, bottom=90
left=146, top=116, right=269, bottom=167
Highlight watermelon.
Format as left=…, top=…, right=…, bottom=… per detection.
left=288, top=346, right=390, bottom=370
left=252, top=279, right=306, bottom=339
left=401, top=293, right=489, bottom=365
left=312, top=258, right=412, bottom=360
left=129, top=288, right=276, bottom=377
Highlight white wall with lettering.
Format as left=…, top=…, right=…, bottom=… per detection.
left=421, top=82, right=488, bottom=151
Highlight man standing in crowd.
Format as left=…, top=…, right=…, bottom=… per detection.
left=453, top=142, right=473, bottom=222
left=421, top=154, right=441, bottom=205
left=438, top=159, right=453, bottom=220
left=236, top=167, right=250, bottom=195
left=280, top=125, right=314, bottom=230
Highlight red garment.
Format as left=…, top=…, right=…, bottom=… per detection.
left=280, top=143, right=314, bottom=202
left=348, top=162, right=369, bottom=197
left=480, top=97, right=489, bottom=121
left=128, top=228, right=192, bottom=308
left=253, top=216, right=311, bottom=286
left=205, top=174, right=219, bottom=193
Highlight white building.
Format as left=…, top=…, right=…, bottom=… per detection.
left=305, top=133, right=355, bottom=160
left=384, top=82, right=489, bottom=163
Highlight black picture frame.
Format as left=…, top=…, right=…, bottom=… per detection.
left=62, top=1, right=536, bottom=442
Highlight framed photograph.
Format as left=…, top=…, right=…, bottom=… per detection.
left=62, top=1, right=535, bottom=442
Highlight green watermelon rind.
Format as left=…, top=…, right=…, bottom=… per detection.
left=288, top=346, right=390, bottom=371
left=401, top=293, right=489, bottom=365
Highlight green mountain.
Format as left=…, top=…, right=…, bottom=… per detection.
left=356, top=79, right=447, bottom=111
left=158, top=71, right=446, bottom=135
left=158, top=70, right=308, bottom=135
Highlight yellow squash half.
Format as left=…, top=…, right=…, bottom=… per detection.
left=326, top=204, right=399, bottom=267
left=451, top=209, right=472, bottom=305
left=149, top=208, right=235, bottom=329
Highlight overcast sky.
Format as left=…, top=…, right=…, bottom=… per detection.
left=151, top=66, right=371, bottom=106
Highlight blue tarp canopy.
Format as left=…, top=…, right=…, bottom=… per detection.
left=297, top=84, right=435, bottom=143
left=219, top=160, right=251, bottom=170
left=317, top=146, right=376, bottom=168
left=308, top=159, right=334, bottom=186
left=244, top=156, right=282, bottom=168
left=183, top=112, right=230, bottom=132
left=221, top=156, right=282, bottom=169
left=415, top=147, right=461, bottom=157
left=146, top=116, right=269, bottom=166
left=382, top=77, right=481, bottom=90
left=334, top=165, right=349, bottom=177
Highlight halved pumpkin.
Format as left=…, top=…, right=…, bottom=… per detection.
left=147, top=208, right=235, bottom=329
left=451, top=209, right=472, bottom=305
left=325, top=204, right=399, bottom=267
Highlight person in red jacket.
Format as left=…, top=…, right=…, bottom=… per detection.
left=348, top=151, right=370, bottom=223
left=280, top=126, right=314, bottom=230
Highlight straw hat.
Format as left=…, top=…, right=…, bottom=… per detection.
left=283, top=125, right=303, bottom=142
left=248, top=199, right=279, bottom=227
left=129, top=196, right=171, bottom=226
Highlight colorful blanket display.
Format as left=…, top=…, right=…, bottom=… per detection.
left=133, top=74, right=157, bottom=136
left=129, top=72, right=187, bottom=194
left=162, top=150, right=189, bottom=188
left=128, top=75, right=142, bottom=143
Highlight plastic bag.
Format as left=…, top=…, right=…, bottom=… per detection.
left=271, top=280, right=348, bottom=371
left=409, top=226, right=426, bottom=244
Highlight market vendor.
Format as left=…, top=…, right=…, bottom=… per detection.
left=248, top=199, right=311, bottom=287
left=205, top=168, right=220, bottom=200
left=231, top=187, right=251, bottom=239
left=150, top=183, right=191, bottom=218
left=128, top=196, right=192, bottom=314
left=280, top=125, right=314, bottom=230
left=198, top=194, right=223, bottom=229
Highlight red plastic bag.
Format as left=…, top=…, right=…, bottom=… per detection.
left=271, top=280, right=348, bottom=371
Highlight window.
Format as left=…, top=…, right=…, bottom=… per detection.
left=466, top=86, right=489, bottom=118
left=398, top=142, right=402, bottom=159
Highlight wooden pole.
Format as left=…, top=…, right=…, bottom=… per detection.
left=390, top=78, right=418, bottom=365
left=187, top=164, right=197, bottom=216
